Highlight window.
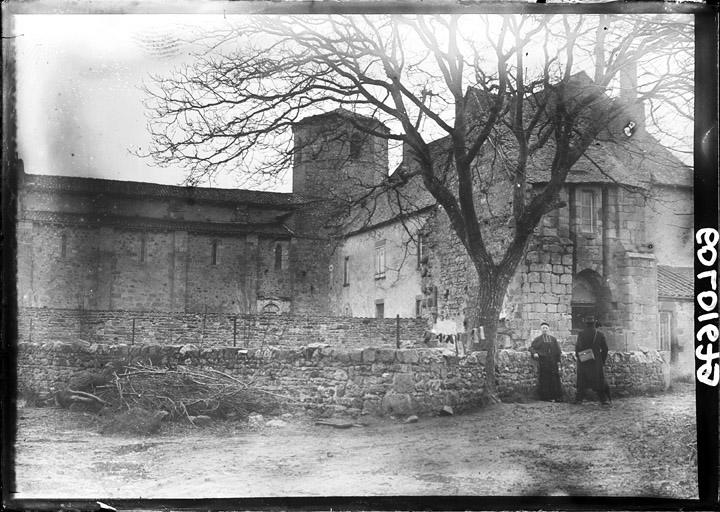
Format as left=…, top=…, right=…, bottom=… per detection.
left=211, top=240, right=219, bottom=265
left=343, top=256, right=350, bottom=286
left=139, top=234, right=147, bottom=263
left=374, top=240, right=386, bottom=279
left=349, top=132, right=364, bottom=159
left=659, top=311, right=672, bottom=351
left=415, top=298, right=423, bottom=318
left=375, top=300, right=385, bottom=319
left=60, top=233, right=67, bottom=258
left=274, top=244, right=283, bottom=270
left=416, top=232, right=427, bottom=269
left=579, top=190, right=597, bottom=233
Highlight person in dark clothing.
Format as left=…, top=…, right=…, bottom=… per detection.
left=530, top=322, right=563, bottom=402
left=575, top=317, right=611, bottom=405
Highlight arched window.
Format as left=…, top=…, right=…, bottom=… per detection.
left=274, top=244, right=283, bottom=270
left=139, top=234, right=147, bottom=263
left=211, top=240, right=219, bottom=265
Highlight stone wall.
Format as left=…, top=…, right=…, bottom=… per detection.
left=18, top=342, right=669, bottom=417
left=17, top=173, right=318, bottom=315
left=17, top=308, right=428, bottom=348
left=421, top=182, right=666, bottom=350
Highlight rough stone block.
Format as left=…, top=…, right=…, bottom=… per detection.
left=349, top=349, right=364, bottom=362
left=377, top=348, right=396, bottom=363
left=362, top=348, right=377, bottom=363
left=393, top=373, right=415, bottom=393
left=397, top=349, right=419, bottom=364
left=381, top=392, right=417, bottom=416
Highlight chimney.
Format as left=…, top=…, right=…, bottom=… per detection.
left=618, top=60, right=645, bottom=132
left=619, top=60, right=638, bottom=103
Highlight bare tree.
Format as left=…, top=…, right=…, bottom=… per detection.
left=143, top=14, right=692, bottom=397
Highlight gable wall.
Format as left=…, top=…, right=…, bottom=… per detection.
left=332, top=219, right=426, bottom=319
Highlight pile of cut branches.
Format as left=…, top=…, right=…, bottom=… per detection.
left=95, top=363, right=284, bottom=422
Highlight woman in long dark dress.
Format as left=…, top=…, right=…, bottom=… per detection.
left=530, top=322, right=563, bottom=401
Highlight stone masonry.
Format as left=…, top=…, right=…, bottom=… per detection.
left=18, top=341, right=670, bottom=417
left=17, top=307, right=427, bottom=349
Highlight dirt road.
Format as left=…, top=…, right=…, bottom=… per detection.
left=13, top=383, right=697, bottom=499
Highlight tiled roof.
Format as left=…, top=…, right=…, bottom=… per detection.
left=657, top=266, right=693, bottom=299
left=527, top=130, right=692, bottom=188
left=20, top=172, right=304, bottom=208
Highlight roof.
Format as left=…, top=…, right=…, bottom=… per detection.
left=527, top=130, right=692, bottom=188
left=294, top=108, right=390, bottom=132
left=21, top=210, right=293, bottom=237
left=20, top=172, right=304, bottom=208
left=657, top=266, right=693, bottom=300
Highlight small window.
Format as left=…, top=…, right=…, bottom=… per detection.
left=140, top=234, right=147, bottom=263
left=349, top=132, right=364, bottom=159
left=659, top=311, right=672, bottom=351
left=415, top=299, right=423, bottom=318
left=374, top=240, right=386, bottom=279
left=211, top=240, right=219, bottom=266
left=416, top=233, right=427, bottom=269
left=60, top=233, right=67, bottom=258
left=375, top=300, right=385, bottom=319
left=579, top=190, right=596, bottom=233
left=274, top=244, right=283, bottom=270
left=343, top=256, right=350, bottom=286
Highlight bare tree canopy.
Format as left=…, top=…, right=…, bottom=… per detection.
left=144, top=13, right=693, bottom=396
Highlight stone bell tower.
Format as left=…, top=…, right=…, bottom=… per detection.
left=291, top=108, right=389, bottom=204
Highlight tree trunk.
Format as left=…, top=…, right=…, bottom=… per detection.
left=466, top=273, right=509, bottom=403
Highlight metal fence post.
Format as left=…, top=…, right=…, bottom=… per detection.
left=396, top=314, right=400, bottom=349
left=233, top=316, right=237, bottom=347
left=200, top=305, right=207, bottom=347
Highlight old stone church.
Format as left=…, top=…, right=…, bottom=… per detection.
left=16, top=85, right=693, bottom=363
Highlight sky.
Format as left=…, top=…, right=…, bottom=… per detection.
left=14, top=14, right=257, bottom=189
left=13, top=13, right=693, bottom=192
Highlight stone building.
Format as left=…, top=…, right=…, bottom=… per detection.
left=16, top=109, right=387, bottom=318
left=323, top=79, right=693, bottom=358
left=16, top=96, right=693, bottom=361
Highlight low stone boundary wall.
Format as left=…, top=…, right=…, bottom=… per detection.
left=496, top=350, right=671, bottom=398
left=18, top=342, right=669, bottom=417
left=18, top=308, right=427, bottom=348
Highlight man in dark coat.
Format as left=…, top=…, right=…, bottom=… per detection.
left=575, top=317, right=611, bottom=405
left=530, top=322, right=563, bottom=401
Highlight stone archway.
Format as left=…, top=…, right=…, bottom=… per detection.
left=262, top=302, right=280, bottom=315
left=571, top=269, right=613, bottom=331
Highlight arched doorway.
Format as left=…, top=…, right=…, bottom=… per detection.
left=571, top=269, right=612, bottom=332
